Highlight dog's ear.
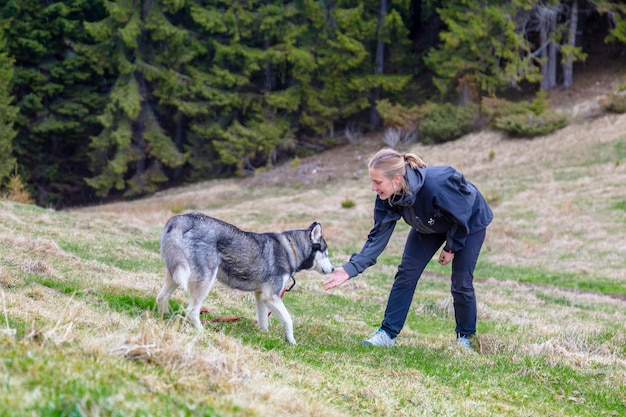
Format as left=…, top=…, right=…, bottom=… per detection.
left=309, top=222, right=322, bottom=242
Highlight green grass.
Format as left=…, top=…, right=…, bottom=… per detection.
left=612, top=198, right=626, bottom=213
left=611, top=137, right=626, bottom=161
left=98, top=290, right=158, bottom=315
left=2, top=201, right=625, bottom=415
left=58, top=240, right=162, bottom=273
left=213, top=315, right=625, bottom=416
left=32, top=276, right=81, bottom=295
left=428, top=262, right=626, bottom=296
left=0, top=339, right=228, bottom=417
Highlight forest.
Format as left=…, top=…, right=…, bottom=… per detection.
left=1, top=0, right=625, bottom=208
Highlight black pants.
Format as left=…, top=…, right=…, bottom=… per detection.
left=380, top=228, right=487, bottom=338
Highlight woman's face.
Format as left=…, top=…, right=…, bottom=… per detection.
left=369, top=168, right=401, bottom=201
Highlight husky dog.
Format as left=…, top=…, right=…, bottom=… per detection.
left=157, top=212, right=334, bottom=345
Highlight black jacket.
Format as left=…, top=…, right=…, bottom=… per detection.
left=342, top=165, right=493, bottom=278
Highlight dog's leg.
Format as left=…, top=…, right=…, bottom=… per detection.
left=264, top=295, right=297, bottom=345
left=186, top=271, right=217, bottom=329
left=254, top=290, right=269, bottom=332
left=156, top=269, right=179, bottom=316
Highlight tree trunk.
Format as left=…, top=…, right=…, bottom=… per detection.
left=562, top=0, right=578, bottom=89
left=428, top=1, right=442, bottom=49
left=547, top=9, right=558, bottom=89
left=264, top=39, right=273, bottom=92
left=173, top=116, right=184, bottom=180
left=537, top=5, right=559, bottom=91
left=540, top=21, right=550, bottom=91
left=408, top=0, right=423, bottom=49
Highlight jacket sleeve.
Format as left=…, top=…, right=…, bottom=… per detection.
left=342, top=198, right=399, bottom=278
left=437, top=171, right=477, bottom=253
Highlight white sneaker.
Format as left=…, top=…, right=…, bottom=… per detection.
left=456, top=336, right=472, bottom=350
left=361, top=329, right=395, bottom=347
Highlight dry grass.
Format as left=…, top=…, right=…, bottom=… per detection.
left=421, top=115, right=626, bottom=280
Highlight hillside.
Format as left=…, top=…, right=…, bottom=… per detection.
left=85, top=94, right=626, bottom=288
left=1, top=100, right=625, bottom=415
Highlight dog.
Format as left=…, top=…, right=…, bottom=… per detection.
left=157, top=212, right=334, bottom=344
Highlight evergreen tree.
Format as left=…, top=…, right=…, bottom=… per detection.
left=80, top=0, right=186, bottom=198
left=424, top=0, right=542, bottom=101
left=599, top=1, right=626, bottom=45
left=296, top=1, right=377, bottom=137
left=0, top=20, right=17, bottom=184
left=1, top=0, right=622, bottom=207
left=1, top=0, right=107, bottom=206
left=188, top=0, right=411, bottom=172
left=265, top=0, right=410, bottom=142
left=184, top=0, right=297, bottom=174
left=368, top=0, right=416, bottom=126
left=141, top=0, right=208, bottom=182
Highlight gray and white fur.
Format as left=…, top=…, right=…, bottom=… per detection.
left=157, top=212, right=334, bottom=344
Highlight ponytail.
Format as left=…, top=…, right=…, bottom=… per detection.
left=403, top=153, right=427, bottom=169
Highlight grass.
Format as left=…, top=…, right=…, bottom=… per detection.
left=430, top=261, right=626, bottom=295
left=1, top=339, right=230, bottom=417
left=1, top=111, right=626, bottom=416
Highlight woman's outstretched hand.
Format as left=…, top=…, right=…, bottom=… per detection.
left=323, top=267, right=350, bottom=290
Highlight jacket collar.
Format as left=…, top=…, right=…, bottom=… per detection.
left=388, top=165, right=426, bottom=207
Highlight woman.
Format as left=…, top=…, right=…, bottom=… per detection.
left=323, top=148, right=493, bottom=349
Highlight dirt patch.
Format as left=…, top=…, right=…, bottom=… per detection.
left=244, top=135, right=382, bottom=189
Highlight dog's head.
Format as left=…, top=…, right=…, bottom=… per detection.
left=305, top=222, right=334, bottom=275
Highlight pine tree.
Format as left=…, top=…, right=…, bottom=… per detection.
left=0, top=20, right=17, bottom=185
left=181, top=0, right=297, bottom=174
left=599, top=1, right=626, bottom=45
left=1, top=0, right=107, bottom=206
left=424, top=0, right=542, bottom=101
left=296, top=1, right=374, bottom=137
left=80, top=0, right=187, bottom=198
left=265, top=1, right=410, bottom=141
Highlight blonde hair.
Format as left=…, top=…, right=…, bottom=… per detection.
left=368, top=148, right=427, bottom=194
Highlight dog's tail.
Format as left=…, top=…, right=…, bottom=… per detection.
left=160, top=216, right=192, bottom=292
